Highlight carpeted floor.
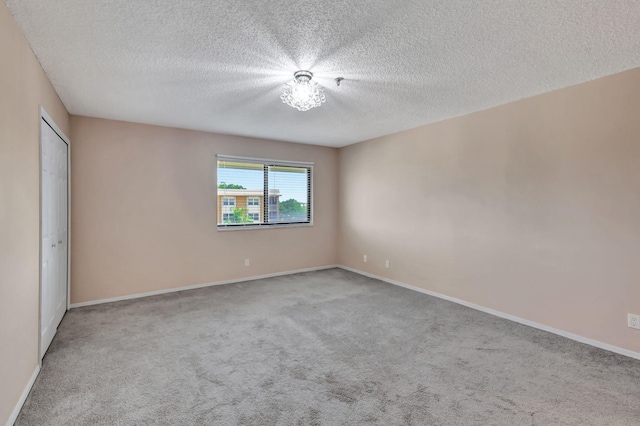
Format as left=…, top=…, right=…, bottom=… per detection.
left=17, top=268, right=640, bottom=425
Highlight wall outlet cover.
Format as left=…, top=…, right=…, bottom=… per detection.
left=628, top=314, right=640, bottom=329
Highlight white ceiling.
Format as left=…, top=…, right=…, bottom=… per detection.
left=5, top=1, right=640, bottom=147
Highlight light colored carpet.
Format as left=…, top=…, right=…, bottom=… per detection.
left=17, top=268, right=640, bottom=425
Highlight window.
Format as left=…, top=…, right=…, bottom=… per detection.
left=217, top=155, right=312, bottom=229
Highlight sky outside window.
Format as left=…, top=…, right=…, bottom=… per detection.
left=217, top=163, right=308, bottom=202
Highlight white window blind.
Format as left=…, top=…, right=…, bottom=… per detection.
left=217, top=156, right=313, bottom=228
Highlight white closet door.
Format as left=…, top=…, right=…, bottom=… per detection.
left=54, top=127, right=68, bottom=327
left=41, top=118, right=68, bottom=358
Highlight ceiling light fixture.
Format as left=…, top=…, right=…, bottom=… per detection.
left=281, top=70, right=325, bottom=111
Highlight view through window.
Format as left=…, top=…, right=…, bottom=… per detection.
left=217, top=156, right=312, bottom=228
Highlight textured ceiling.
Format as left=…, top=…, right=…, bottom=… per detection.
left=5, top=1, right=640, bottom=147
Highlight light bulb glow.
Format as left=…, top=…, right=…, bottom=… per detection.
left=281, top=71, right=326, bottom=111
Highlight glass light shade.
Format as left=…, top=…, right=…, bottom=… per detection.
left=281, top=70, right=326, bottom=111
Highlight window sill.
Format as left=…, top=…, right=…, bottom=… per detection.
left=217, top=222, right=313, bottom=232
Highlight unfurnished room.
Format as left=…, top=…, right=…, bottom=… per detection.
left=1, top=1, right=640, bottom=425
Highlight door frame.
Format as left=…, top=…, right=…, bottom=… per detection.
left=39, top=106, right=71, bottom=361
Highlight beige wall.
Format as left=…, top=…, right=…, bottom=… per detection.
left=339, top=68, right=640, bottom=353
left=0, top=2, right=70, bottom=424
left=70, top=116, right=338, bottom=304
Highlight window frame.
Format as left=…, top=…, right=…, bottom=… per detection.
left=216, top=155, right=314, bottom=231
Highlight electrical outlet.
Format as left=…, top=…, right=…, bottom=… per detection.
left=363, top=255, right=367, bottom=262
left=385, top=260, right=390, bottom=268
left=244, top=259, right=250, bottom=267
left=628, top=314, right=640, bottom=329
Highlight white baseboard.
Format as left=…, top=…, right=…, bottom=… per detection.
left=338, top=265, right=640, bottom=361
left=69, top=265, right=339, bottom=308
left=6, top=364, right=40, bottom=426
